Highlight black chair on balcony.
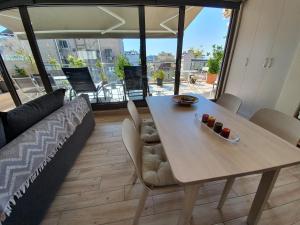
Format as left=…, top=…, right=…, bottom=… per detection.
left=123, top=66, right=144, bottom=100
left=62, top=67, right=102, bottom=102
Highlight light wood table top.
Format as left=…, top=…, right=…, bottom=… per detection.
left=147, top=95, right=300, bottom=184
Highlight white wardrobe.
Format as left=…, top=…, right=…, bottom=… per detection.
left=225, top=0, right=300, bottom=118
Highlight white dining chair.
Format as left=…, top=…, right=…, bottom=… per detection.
left=217, top=108, right=300, bottom=209
left=216, top=93, right=242, bottom=113
left=122, top=118, right=178, bottom=225
left=127, top=100, right=160, bottom=143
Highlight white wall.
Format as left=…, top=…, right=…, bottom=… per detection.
left=275, top=41, right=300, bottom=116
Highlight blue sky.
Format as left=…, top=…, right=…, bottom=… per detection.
left=124, top=7, right=229, bottom=56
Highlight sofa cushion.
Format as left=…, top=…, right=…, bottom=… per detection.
left=140, top=119, right=160, bottom=143
left=0, top=118, right=6, bottom=149
left=142, top=144, right=177, bottom=187
left=0, top=89, right=65, bottom=142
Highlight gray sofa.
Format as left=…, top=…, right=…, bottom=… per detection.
left=0, top=93, right=95, bottom=225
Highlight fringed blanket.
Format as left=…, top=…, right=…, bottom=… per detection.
left=0, top=96, right=90, bottom=223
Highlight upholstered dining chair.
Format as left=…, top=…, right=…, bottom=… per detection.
left=217, top=108, right=300, bottom=209
left=216, top=93, right=242, bottom=113
left=122, top=118, right=178, bottom=225
left=127, top=100, right=160, bottom=143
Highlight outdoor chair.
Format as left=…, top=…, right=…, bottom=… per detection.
left=13, top=77, right=43, bottom=99
left=217, top=108, right=300, bottom=209
left=123, top=66, right=144, bottom=100
left=216, top=93, right=242, bottom=113
left=103, top=81, right=124, bottom=102
left=62, top=67, right=104, bottom=102
left=127, top=99, right=160, bottom=144
left=122, top=118, right=178, bottom=225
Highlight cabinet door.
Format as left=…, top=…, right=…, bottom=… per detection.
left=225, top=0, right=263, bottom=96
left=255, top=0, right=300, bottom=110
left=237, top=0, right=285, bottom=117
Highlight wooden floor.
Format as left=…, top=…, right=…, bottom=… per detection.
left=0, top=93, right=15, bottom=111
left=40, top=111, right=300, bottom=225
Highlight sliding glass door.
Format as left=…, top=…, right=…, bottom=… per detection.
left=145, top=6, right=179, bottom=96
left=28, top=6, right=141, bottom=103
left=179, top=7, right=231, bottom=99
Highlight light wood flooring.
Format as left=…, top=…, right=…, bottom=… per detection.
left=0, top=93, right=15, bottom=111
left=40, top=111, right=300, bottom=225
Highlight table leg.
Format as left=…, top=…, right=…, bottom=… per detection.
left=177, top=183, right=200, bottom=225
left=218, top=177, right=235, bottom=209
left=247, top=169, right=280, bottom=225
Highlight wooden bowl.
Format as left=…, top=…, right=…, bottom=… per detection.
left=172, top=95, right=199, bottom=105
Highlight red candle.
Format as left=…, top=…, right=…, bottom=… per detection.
left=207, top=116, right=216, bottom=128
left=202, top=114, right=209, bottom=123
left=221, top=128, right=230, bottom=139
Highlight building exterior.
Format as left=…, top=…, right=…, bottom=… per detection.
left=0, top=35, right=125, bottom=82
left=181, top=49, right=207, bottom=72
left=125, top=50, right=140, bottom=66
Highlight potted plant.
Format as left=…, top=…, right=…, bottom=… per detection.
left=95, top=59, right=108, bottom=84
left=206, top=45, right=224, bottom=84
left=16, top=48, right=38, bottom=74
left=100, top=72, right=108, bottom=85
left=114, top=55, right=131, bottom=80
left=190, top=75, right=197, bottom=84
left=67, top=55, right=86, bottom=68
left=14, top=65, right=28, bottom=77
left=152, top=70, right=165, bottom=86
left=48, top=56, right=60, bottom=70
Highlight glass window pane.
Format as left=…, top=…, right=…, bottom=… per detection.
left=180, top=7, right=231, bottom=98
left=0, top=8, right=46, bottom=104
left=28, top=6, right=141, bottom=103
left=145, top=6, right=178, bottom=96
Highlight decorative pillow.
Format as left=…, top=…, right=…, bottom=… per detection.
left=0, top=89, right=65, bottom=142
left=142, top=144, right=177, bottom=187
left=0, top=118, right=6, bottom=149
left=140, top=120, right=160, bottom=143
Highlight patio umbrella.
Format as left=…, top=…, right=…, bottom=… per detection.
left=0, top=6, right=202, bottom=39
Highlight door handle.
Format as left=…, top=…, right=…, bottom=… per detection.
left=263, top=58, right=269, bottom=68
left=268, top=57, right=274, bottom=68
left=245, top=57, right=249, bottom=67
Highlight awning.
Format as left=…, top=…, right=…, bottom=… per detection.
left=0, top=6, right=202, bottom=39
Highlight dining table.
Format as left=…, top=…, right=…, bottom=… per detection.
left=146, top=94, right=300, bottom=225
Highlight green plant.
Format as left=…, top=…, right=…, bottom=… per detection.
left=114, top=55, right=131, bottom=80
left=16, top=48, right=37, bottom=73
left=207, top=59, right=220, bottom=74
left=14, top=65, right=28, bottom=77
left=95, top=59, right=107, bottom=82
left=95, top=59, right=102, bottom=69
left=48, top=56, right=60, bottom=69
left=16, top=49, right=34, bottom=65
left=189, top=47, right=204, bottom=58
left=67, top=55, right=86, bottom=68
left=152, top=70, right=165, bottom=81
left=100, top=72, right=108, bottom=82
left=207, top=45, right=224, bottom=74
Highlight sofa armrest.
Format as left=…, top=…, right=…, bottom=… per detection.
left=80, top=94, right=92, bottom=111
